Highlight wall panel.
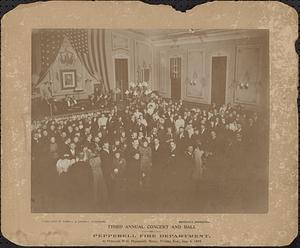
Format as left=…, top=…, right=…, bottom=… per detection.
left=234, top=45, right=261, bottom=105
left=186, top=49, right=206, bottom=100
left=159, top=51, right=168, bottom=96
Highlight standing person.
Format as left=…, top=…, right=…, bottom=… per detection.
left=31, top=132, right=42, bottom=199
left=151, top=138, right=165, bottom=190
left=162, top=140, right=179, bottom=203
left=205, top=130, right=223, bottom=205
left=56, top=153, right=75, bottom=176
left=68, top=142, right=77, bottom=159
left=183, top=145, right=195, bottom=178
left=48, top=136, right=60, bottom=198
left=166, top=140, right=178, bottom=170
left=165, top=127, right=174, bottom=143
left=98, top=113, right=108, bottom=129
left=40, top=81, right=52, bottom=117
left=55, top=153, right=75, bottom=208
left=100, top=142, right=113, bottom=200
left=176, top=126, right=188, bottom=154
left=111, top=151, right=127, bottom=206
left=175, top=115, right=185, bottom=133
left=68, top=152, right=93, bottom=211
left=127, top=148, right=141, bottom=193
left=49, top=136, right=59, bottom=162
left=138, top=139, right=152, bottom=190
left=89, top=152, right=108, bottom=207
left=192, top=141, right=205, bottom=183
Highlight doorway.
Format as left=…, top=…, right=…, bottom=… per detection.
left=114, top=58, right=129, bottom=99
left=211, top=56, right=227, bottom=106
left=170, top=57, right=181, bottom=100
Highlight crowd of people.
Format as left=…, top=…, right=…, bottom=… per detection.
left=31, top=85, right=267, bottom=213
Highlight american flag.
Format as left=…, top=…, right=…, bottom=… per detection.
left=39, top=29, right=110, bottom=91
left=66, top=29, right=110, bottom=91
left=40, top=29, right=65, bottom=81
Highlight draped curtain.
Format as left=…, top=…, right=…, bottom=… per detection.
left=36, top=29, right=110, bottom=92
left=66, top=29, right=110, bottom=92
left=37, top=29, right=65, bottom=85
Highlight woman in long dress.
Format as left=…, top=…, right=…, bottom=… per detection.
left=48, top=136, right=60, bottom=205
left=111, top=151, right=127, bottom=206
left=89, top=152, right=108, bottom=208
left=138, top=140, right=152, bottom=190
left=55, top=154, right=75, bottom=210
left=192, top=142, right=205, bottom=182
left=127, top=147, right=141, bottom=192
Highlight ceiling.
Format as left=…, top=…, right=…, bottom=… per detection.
left=128, top=29, right=268, bottom=44
left=129, top=29, right=196, bottom=40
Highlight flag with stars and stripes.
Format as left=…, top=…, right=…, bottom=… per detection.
left=66, top=29, right=110, bottom=92
left=38, top=29, right=110, bottom=92
left=39, top=29, right=65, bottom=82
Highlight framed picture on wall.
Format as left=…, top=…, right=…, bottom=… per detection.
left=60, top=69, right=77, bottom=89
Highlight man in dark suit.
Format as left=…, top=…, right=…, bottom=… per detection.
left=106, top=112, right=115, bottom=133
left=199, top=123, right=208, bottom=139
left=182, top=145, right=194, bottom=178
left=163, top=140, right=181, bottom=192
left=175, top=127, right=188, bottom=154
left=151, top=138, right=165, bottom=190
left=166, top=140, right=178, bottom=168
left=152, top=138, right=165, bottom=168
left=67, top=142, right=77, bottom=159
left=199, top=123, right=209, bottom=150
left=100, top=141, right=113, bottom=198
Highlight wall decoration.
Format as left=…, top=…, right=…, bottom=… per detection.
left=234, top=45, right=261, bottom=105
left=60, top=69, right=77, bottom=90
left=112, top=33, right=129, bottom=51
left=59, top=48, right=75, bottom=65
left=135, top=41, right=153, bottom=84
left=186, top=50, right=205, bottom=98
left=37, top=34, right=98, bottom=100
left=137, top=61, right=152, bottom=83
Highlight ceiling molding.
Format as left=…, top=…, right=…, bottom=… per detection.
left=152, top=30, right=267, bottom=46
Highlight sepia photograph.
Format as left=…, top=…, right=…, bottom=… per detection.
left=31, top=28, right=269, bottom=213
left=2, top=1, right=298, bottom=246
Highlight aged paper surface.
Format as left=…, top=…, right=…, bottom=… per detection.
left=1, top=1, right=298, bottom=246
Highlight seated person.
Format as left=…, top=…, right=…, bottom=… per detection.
left=64, top=95, right=72, bottom=109
left=70, top=95, right=78, bottom=106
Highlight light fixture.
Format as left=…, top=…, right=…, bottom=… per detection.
left=188, top=28, right=195, bottom=34
left=238, top=82, right=249, bottom=90
left=238, top=71, right=250, bottom=90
